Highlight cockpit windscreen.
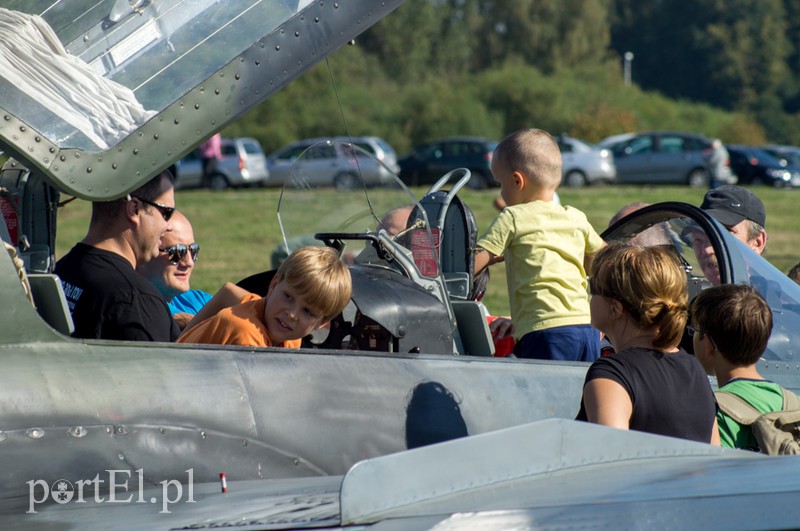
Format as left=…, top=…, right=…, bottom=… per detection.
left=0, top=0, right=305, bottom=150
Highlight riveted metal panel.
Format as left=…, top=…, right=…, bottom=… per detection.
left=0, top=0, right=404, bottom=200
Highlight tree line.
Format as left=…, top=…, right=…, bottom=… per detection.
left=225, top=0, right=795, bottom=156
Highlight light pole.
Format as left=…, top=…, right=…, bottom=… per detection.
left=623, top=51, right=634, bottom=87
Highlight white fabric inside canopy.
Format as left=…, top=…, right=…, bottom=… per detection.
left=0, top=8, right=154, bottom=149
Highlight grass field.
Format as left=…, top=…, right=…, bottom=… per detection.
left=55, top=185, right=800, bottom=316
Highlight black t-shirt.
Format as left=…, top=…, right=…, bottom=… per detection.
left=55, top=243, right=179, bottom=342
left=575, top=347, right=716, bottom=443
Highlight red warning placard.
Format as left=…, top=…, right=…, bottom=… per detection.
left=410, top=228, right=440, bottom=277
left=0, top=196, right=19, bottom=246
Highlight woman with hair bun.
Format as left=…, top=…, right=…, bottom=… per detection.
left=575, top=242, right=719, bottom=444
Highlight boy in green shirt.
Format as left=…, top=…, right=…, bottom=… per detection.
left=690, top=284, right=782, bottom=449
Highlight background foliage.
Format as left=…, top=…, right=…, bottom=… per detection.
left=223, top=0, right=799, bottom=156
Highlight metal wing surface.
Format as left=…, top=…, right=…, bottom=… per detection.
left=9, top=420, right=800, bottom=530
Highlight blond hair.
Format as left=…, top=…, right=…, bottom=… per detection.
left=277, top=246, right=352, bottom=320
left=493, top=128, right=562, bottom=190
left=591, top=243, right=688, bottom=348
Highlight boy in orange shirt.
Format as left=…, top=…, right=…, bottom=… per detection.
left=179, top=246, right=351, bottom=348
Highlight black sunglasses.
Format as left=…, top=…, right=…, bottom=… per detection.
left=687, top=324, right=717, bottom=349
left=159, top=243, right=200, bottom=264
left=132, top=195, right=175, bottom=222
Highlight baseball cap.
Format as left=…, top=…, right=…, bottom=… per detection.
left=701, top=185, right=766, bottom=228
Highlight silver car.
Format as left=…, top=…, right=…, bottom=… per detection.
left=266, top=137, right=397, bottom=190
left=334, top=136, right=400, bottom=174
left=557, top=135, right=617, bottom=187
left=606, top=131, right=714, bottom=187
left=174, top=137, right=270, bottom=190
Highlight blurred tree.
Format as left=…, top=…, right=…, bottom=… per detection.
left=551, top=0, right=614, bottom=69
left=609, top=0, right=800, bottom=143
left=357, top=0, right=478, bottom=81
left=610, top=0, right=791, bottom=115
left=570, top=101, right=638, bottom=142
left=781, top=0, right=800, bottom=115
left=475, top=61, right=560, bottom=132
left=473, top=0, right=611, bottom=72
left=399, top=78, right=503, bottom=148
left=224, top=0, right=773, bottom=152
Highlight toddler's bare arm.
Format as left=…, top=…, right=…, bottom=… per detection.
left=584, top=242, right=607, bottom=275
left=474, top=248, right=503, bottom=274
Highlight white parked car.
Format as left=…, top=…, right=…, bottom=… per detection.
left=174, top=137, right=270, bottom=190
left=557, top=135, right=618, bottom=187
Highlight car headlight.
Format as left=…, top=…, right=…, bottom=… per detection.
left=767, top=169, right=791, bottom=180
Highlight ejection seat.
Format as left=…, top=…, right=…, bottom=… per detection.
left=411, top=170, right=495, bottom=357
left=1, top=161, right=75, bottom=336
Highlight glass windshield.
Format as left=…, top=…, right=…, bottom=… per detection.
left=735, top=241, right=800, bottom=362
left=606, top=206, right=800, bottom=361
left=0, top=1, right=302, bottom=150
left=605, top=208, right=722, bottom=287
left=276, top=140, right=441, bottom=280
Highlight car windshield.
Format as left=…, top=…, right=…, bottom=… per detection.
left=750, top=148, right=784, bottom=166
left=764, top=148, right=797, bottom=165
left=243, top=142, right=262, bottom=155
left=568, top=138, right=592, bottom=153
left=624, top=136, right=653, bottom=155
left=0, top=1, right=305, bottom=151
left=375, top=138, right=396, bottom=154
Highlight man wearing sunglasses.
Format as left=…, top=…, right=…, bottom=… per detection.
left=55, top=170, right=181, bottom=342
left=137, top=211, right=211, bottom=329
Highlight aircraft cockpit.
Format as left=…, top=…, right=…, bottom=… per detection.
left=603, top=202, right=800, bottom=362
left=4, top=2, right=800, bottom=525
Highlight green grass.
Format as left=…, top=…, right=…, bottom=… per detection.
left=55, top=185, right=800, bottom=317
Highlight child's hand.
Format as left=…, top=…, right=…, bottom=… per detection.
left=173, top=312, right=194, bottom=330
left=489, top=316, right=514, bottom=340
left=489, top=254, right=505, bottom=266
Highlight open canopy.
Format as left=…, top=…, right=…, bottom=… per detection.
left=0, top=0, right=402, bottom=199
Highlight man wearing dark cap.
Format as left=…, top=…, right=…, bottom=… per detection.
left=701, top=185, right=767, bottom=255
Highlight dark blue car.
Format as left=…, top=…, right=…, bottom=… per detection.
left=398, top=137, right=498, bottom=190
left=727, top=145, right=800, bottom=187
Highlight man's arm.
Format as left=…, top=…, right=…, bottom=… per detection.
left=180, top=282, right=251, bottom=336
